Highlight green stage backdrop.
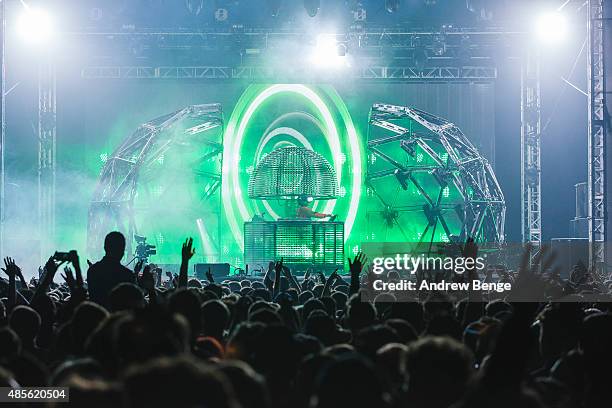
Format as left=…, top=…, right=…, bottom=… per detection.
left=53, top=80, right=495, bottom=268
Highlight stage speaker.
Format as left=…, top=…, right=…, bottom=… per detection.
left=194, top=263, right=231, bottom=280
left=550, top=238, right=589, bottom=279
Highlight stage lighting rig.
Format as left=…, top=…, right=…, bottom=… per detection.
left=385, top=0, right=400, bottom=14
left=536, top=11, right=567, bottom=44
left=304, top=0, right=320, bottom=17
left=214, top=8, right=228, bottom=22
left=311, top=34, right=348, bottom=68
left=267, top=0, right=282, bottom=17
left=413, top=46, right=428, bottom=73
left=16, top=7, right=54, bottom=45
left=185, top=0, right=204, bottom=16
left=351, top=2, right=366, bottom=22
left=431, top=34, right=446, bottom=56
left=400, top=139, right=417, bottom=157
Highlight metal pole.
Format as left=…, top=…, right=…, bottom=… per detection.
left=0, top=0, right=6, bottom=260
left=587, top=0, right=606, bottom=271
left=520, top=47, right=542, bottom=246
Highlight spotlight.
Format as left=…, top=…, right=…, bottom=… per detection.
left=311, top=34, right=348, bottom=68
left=214, top=8, right=228, bottom=22
left=536, top=11, right=567, bottom=44
left=185, top=0, right=204, bottom=16
left=413, top=46, right=428, bottom=73
left=304, top=0, right=320, bottom=17
left=385, top=0, right=400, bottom=13
left=431, top=34, right=446, bottom=56
left=267, top=0, right=282, bottom=17
left=17, top=7, right=54, bottom=45
left=394, top=169, right=410, bottom=190
left=431, top=168, right=451, bottom=187
left=400, top=139, right=417, bottom=157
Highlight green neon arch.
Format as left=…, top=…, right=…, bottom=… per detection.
left=222, top=84, right=362, bottom=251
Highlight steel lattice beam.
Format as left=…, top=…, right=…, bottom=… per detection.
left=80, top=65, right=497, bottom=81
left=520, top=49, right=542, bottom=246
left=587, top=0, right=607, bottom=270
left=38, top=63, right=57, bottom=261
left=0, top=0, right=5, bottom=259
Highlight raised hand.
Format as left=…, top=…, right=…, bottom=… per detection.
left=61, top=260, right=87, bottom=305
left=2, top=257, right=20, bottom=308
left=348, top=252, right=367, bottom=295
left=179, top=238, right=195, bottom=288
left=61, top=266, right=76, bottom=289
left=205, top=267, right=214, bottom=283
left=316, top=271, right=326, bottom=284
left=182, top=237, right=196, bottom=261
left=274, top=258, right=284, bottom=274
left=2, top=257, right=20, bottom=278
left=348, top=252, right=367, bottom=277
left=273, top=258, right=284, bottom=296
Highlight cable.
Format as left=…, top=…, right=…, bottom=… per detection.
left=541, top=36, right=587, bottom=135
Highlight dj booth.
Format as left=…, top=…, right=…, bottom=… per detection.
left=244, top=220, right=344, bottom=272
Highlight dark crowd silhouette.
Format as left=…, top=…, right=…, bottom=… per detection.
left=1, top=231, right=612, bottom=408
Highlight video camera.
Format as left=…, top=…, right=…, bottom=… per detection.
left=134, top=234, right=157, bottom=262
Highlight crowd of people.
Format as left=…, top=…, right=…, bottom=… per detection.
left=1, top=231, right=612, bottom=408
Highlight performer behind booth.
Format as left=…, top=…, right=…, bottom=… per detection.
left=296, top=195, right=336, bottom=220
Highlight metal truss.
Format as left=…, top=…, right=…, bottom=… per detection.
left=81, top=65, right=497, bottom=81
left=87, top=104, right=224, bottom=258
left=587, top=0, right=607, bottom=270
left=520, top=49, right=542, bottom=246
left=367, top=103, right=505, bottom=245
left=38, top=63, right=57, bottom=260
left=0, top=0, right=5, bottom=258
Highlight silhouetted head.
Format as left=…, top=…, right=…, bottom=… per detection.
left=404, top=336, right=474, bottom=407
left=123, top=356, right=239, bottom=408
left=298, top=195, right=310, bottom=207
left=108, top=283, right=145, bottom=312
left=9, top=305, right=41, bottom=348
left=217, top=360, right=270, bottom=408
left=104, top=231, right=126, bottom=260
left=313, top=354, right=388, bottom=408
left=0, top=327, right=22, bottom=359
left=201, top=300, right=230, bottom=340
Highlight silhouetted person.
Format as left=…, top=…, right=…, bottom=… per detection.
left=87, top=232, right=135, bottom=307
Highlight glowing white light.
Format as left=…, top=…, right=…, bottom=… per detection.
left=311, top=34, right=347, bottom=68
left=17, top=7, right=54, bottom=44
left=536, top=12, right=567, bottom=44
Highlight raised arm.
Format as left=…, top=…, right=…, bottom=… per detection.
left=179, top=237, right=195, bottom=288
left=32, top=256, right=65, bottom=304
left=348, top=252, right=367, bottom=296
left=1, top=257, right=19, bottom=309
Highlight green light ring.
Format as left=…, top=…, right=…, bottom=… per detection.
left=323, top=87, right=362, bottom=242
left=223, top=84, right=360, bottom=250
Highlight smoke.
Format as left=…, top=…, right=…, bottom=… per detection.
left=3, top=167, right=99, bottom=280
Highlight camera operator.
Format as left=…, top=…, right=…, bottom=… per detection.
left=87, top=231, right=136, bottom=307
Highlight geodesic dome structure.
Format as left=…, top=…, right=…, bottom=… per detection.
left=87, top=104, right=224, bottom=260
left=366, top=103, right=505, bottom=244
left=248, top=146, right=339, bottom=200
